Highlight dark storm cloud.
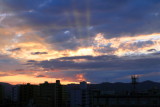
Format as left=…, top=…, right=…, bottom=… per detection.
left=58, top=55, right=118, bottom=61
left=27, top=55, right=160, bottom=83
left=2, top=0, right=160, bottom=44
left=91, top=1, right=160, bottom=37
left=29, top=55, right=160, bottom=71
left=1, top=0, right=44, bottom=11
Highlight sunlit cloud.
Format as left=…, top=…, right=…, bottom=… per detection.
left=1, top=32, right=160, bottom=62
left=93, top=33, right=160, bottom=56
left=76, top=73, right=86, bottom=81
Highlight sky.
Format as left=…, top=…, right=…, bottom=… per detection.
left=0, top=0, right=160, bottom=84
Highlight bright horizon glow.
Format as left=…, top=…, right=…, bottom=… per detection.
left=0, top=74, right=80, bottom=85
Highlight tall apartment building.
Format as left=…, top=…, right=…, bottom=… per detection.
left=34, top=80, right=68, bottom=107
left=91, top=89, right=160, bottom=107
left=19, top=83, right=36, bottom=107
left=19, top=80, right=68, bottom=107
left=68, top=81, right=90, bottom=107
left=0, top=84, right=4, bottom=106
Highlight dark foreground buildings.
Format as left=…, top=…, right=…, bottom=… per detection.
left=0, top=84, right=4, bottom=106
left=19, top=80, right=68, bottom=107
left=91, top=89, right=160, bottom=107
left=1, top=78, right=160, bottom=107
left=34, top=80, right=68, bottom=107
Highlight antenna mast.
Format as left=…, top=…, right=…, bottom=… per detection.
left=131, top=75, right=138, bottom=93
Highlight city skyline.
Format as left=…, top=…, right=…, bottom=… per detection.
left=0, top=0, right=160, bottom=84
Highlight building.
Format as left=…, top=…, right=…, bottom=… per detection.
left=91, top=89, right=160, bottom=107
left=11, top=85, right=20, bottom=102
left=19, top=83, right=36, bottom=107
left=0, top=84, right=4, bottom=106
left=68, top=81, right=90, bottom=107
left=34, top=80, right=68, bottom=107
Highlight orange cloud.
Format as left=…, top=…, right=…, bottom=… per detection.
left=1, top=32, right=160, bottom=62
left=76, top=73, right=86, bottom=81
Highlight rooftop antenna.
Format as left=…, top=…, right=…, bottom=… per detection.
left=131, top=75, right=138, bottom=93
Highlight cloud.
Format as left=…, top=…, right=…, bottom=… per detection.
left=24, top=55, right=160, bottom=83
left=0, top=0, right=160, bottom=52
left=0, top=54, right=27, bottom=72
left=1, top=0, right=160, bottom=42
left=33, top=55, right=160, bottom=71
left=1, top=0, right=160, bottom=83
left=7, top=47, right=21, bottom=52
left=31, top=52, right=48, bottom=55
left=147, top=49, right=157, bottom=52
left=132, top=40, right=154, bottom=48
left=152, top=51, right=160, bottom=56
left=36, top=75, right=45, bottom=78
